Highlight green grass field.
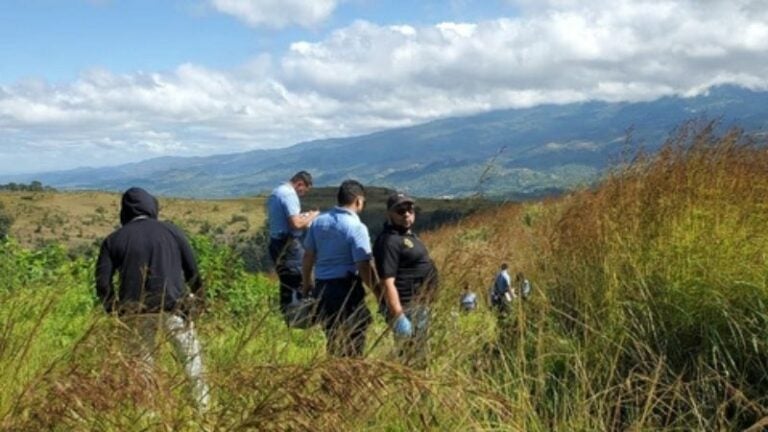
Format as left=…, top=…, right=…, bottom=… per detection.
left=2, top=122, right=768, bottom=430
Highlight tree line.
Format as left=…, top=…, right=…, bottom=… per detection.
left=0, top=180, right=56, bottom=192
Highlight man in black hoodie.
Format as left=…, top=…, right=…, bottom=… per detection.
left=96, top=187, right=209, bottom=411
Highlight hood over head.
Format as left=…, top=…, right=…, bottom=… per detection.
left=120, top=187, right=159, bottom=225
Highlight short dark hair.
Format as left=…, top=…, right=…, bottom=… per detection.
left=291, top=171, right=313, bottom=187
left=501, top=263, right=508, bottom=270
left=337, top=179, right=365, bottom=206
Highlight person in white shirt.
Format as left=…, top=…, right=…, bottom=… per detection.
left=460, top=283, right=477, bottom=312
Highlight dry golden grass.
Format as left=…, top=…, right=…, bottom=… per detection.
left=0, top=190, right=266, bottom=250
left=421, top=121, right=768, bottom=430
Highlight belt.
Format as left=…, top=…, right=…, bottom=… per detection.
left=316, top=274, right=359, bottom=284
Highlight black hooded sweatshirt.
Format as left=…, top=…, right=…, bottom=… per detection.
left=95, top=187, right=202, bottom=315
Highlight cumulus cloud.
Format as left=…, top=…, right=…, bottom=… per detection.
left=2, top=0, right=768, bottom=173
left=208, top=0, right=339, bottom=28
left=281, top=2, right=768, bottom=103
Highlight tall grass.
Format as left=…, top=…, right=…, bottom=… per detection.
left=2, top=122, right=768, bottom=430
left=0, top=234, right=511, bottom=431
left=543, top=122, right=768, bottom=429
left=426, top=121, right=768, bottom=430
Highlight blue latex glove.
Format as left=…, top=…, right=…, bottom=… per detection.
left=393, top=314, right=413, bottom=338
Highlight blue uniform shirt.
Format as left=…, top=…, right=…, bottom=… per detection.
left=267, top=183, right=301, bottom=239
left=304, top=206, right=372, bottom=280
left=493, top=270, right=511, bottom=296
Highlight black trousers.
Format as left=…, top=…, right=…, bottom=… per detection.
left=269, top=236, right=304, bottom=314
left=313, top=276, right=372, bottom=357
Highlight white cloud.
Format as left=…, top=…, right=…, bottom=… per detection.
left=2, top=0, right=768, bottom=174
left=208, top=0, right=339, bottom=28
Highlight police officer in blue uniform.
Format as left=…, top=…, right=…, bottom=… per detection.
left=373, top=192, right=438, bottom=367
left=266, top=171, right=319, bottom=322
left=491, top=263, right=512, bottom=314
left=302, top=180, right=376, bottom=357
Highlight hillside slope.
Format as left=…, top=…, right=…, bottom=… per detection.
left=424, top=124, right=768, bottom=430
left=0, top=186, right=490, bottom=251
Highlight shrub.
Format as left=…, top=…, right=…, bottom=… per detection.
left=0, top=202, right=12, bottom=240
left=236, top=224, right=272, bottom=273
left=190, top=234, right=272, bottom=319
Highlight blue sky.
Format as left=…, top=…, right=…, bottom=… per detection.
left=0, top=0, right=517, bottom=83
left=1, top=0, right=766, bottom=174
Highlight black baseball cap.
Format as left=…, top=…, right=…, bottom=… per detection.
left=387, top=192, right=415, bottom=210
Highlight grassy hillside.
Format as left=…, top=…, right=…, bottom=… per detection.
left=423, top=122, right=768, bottom=430
left=0, top=186, right=490, bottom=254
left=0, top=190, right=267, bottom=251
left=2, top=122, right=768, bottom=430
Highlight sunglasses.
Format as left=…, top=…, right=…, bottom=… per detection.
left=394, top=205, right=415, bottom=215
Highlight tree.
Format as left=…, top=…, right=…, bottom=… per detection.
left=29, top=180, right=43, bottom=192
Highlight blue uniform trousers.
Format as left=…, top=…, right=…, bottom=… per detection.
left=269, top=236, right=304, bottom=315
left=313, top=275, right=372, bottom=357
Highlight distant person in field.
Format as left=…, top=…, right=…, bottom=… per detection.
left=460, top=283, right=477, bottom=312
left=490, top=263, right=513, bottom=313
left=95, top=187, right=209, bottom=411
left=516, top=272, right=532, bottom=300
left=374, top=192, right=439, bottom=367
left=302, top=180, right=376, bottom=357
left=267, top=171, right=319, bottom=324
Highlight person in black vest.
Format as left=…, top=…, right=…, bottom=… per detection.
left=95, top=187, right=209, bottom=411
left=373, top=192, right=438, bottom=368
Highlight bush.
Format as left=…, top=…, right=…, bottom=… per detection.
left=0, top=202, right=12, bottom=240
left=190, top=234, right=272, bottom=319
left=236, top=223, right=273, bottom=273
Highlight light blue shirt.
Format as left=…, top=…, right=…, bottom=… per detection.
left=267, top=183, right=301, bottom=238
left=461, top=292, right=477, bottom=307
left=304, top=206, right=372, bottom=280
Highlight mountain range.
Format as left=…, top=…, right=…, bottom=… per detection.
left=3, top=85, right=767, bottom=199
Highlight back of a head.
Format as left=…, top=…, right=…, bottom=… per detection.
left=120, top=187, right=159, bottom=225
left=337, top=179, right=365, bottom=206
left=501, top=263, right=508, bottom=271
left=291, top=171, right=313, bottom=187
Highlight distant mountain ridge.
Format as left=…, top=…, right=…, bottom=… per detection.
left=3, top=85, right=767, bottom=198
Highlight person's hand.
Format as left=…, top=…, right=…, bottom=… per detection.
left=392, top=314, right=413, bottom=338
left=182, top=293, right=206, bottom=319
